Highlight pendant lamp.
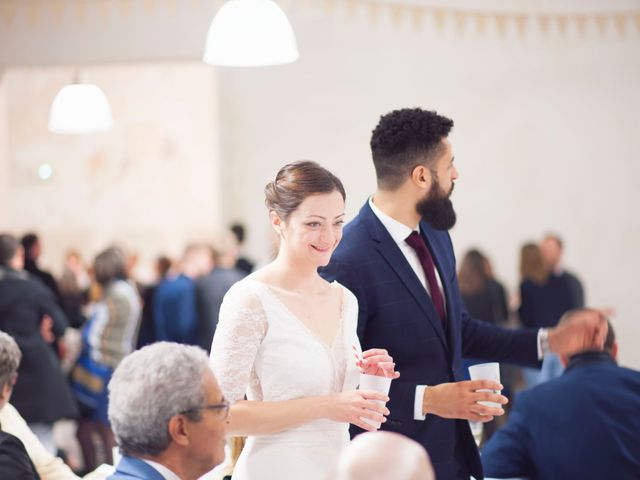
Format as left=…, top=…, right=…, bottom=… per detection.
left=203, top=0, right=299, bottom=67
left=48, top=83, right=113, bottom=134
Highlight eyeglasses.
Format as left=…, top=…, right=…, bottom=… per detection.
left=182, top=400, right=230, bottom=420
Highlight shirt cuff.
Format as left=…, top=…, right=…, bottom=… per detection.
left=414, top=385, right=427, bottom=420
left=537, top=328, right=550, bottom=360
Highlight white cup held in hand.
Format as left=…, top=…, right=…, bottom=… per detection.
left=358, top=373, right=392, bottom=429
left=468, top=362, right=501, bottom=409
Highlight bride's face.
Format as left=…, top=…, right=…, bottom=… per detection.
left=274, top=190, right=345, bottom=267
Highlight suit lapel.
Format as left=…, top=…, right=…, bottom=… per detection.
left=362, top=204, right=449, bottom=351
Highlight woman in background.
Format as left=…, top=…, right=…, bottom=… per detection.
left=73, top=246, right=141, bottom=472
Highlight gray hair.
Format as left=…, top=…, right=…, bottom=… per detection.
left=0, top=332, right=22, bottom=389
left=108, top=342, right=211, bottom=456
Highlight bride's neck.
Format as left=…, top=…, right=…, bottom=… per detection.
left=268, top=251, right=323, bottom=294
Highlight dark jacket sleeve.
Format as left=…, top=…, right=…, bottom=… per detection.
left=33, top=281, right=69, bottom=337
left=481, top=391, right=537, bottom=479
left=0, top=432, right=41, bottom=480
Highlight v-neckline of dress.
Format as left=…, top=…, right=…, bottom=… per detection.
left=250, top=278, right=346, bottom=351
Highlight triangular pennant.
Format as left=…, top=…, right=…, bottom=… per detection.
left=390, top=4, right=404, bottom=28
left=557, top=15, right=569, bottom=36
left=367, top=3, right=381, bottom=26
left=48, top=0, right=66, bottom=27
left=411, top=7, right=425, bottom=31
left=26, top=2, right=40, bottom=27
left=595, top=14, right=608, bottom=35
left=74, top=0, right=86, bottom=23
left=96, top=0, right=111, bottom=24
left=575, top=14, right=588, bottom=37
left=119, top=0, right=134, bottom=19
left=143, top=0, right=156, bottom=13
left=495, top=13, right=508, bottom=37
left=453, top=10, right=466, bottom=35
left=514, top=14, right=527, bottom=37
left=614, top=13, right=627, bottom=37
left=433, top=8, right=446, bottom=33
left=474, top=13, right=488, bottom=36
left=323, top=0, right=337, bottom=14
left=345, top=0, right=358, bottom=21
left=635, top=12, right=640, bottom=33
left=0, top=2, right=17, bottom=27
left=165, top=0, right=178, bottom=13
left=538, top=15, right=551, bottom=36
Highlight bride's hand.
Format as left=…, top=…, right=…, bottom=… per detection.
left=358, top=348, right=401, bottom=379
left=325, top=390, right=390, bottom=432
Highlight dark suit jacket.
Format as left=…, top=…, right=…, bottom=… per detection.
left=196, top=267, right=245, bottom=351
left=482, top=352, right=640, bottom=480
left=0, top=267, right=78, bottom=423
left=108, top=455, right=165, bottom=480
left=321, top=202, right=540, bottom=480
left=0, top=430, right=40, bottom=480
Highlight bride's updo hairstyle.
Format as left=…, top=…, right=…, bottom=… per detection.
left=264, top=161, right=346, bottom=221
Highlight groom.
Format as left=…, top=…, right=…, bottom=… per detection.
left=321, top=107, right=607, bottom=480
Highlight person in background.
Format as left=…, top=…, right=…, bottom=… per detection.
left=153, top=244, right=212, bottom=346
left=73, top=247, right=141, bottom=472
left=458, top=249, right=511, bottom=443
left=482, top=315, right=640, bottom=480
left=136, top=255, right=172, bottom=349
left=58, top=250, right=90, bottom=330
left=0, top=234, right=78, bottom=454
left=229, top=223, right=255, bottom=275
left=458, top=249, right=508, bottom=327
left=0, top=331, right=80, bottom=480
left=107, top=343, right=229, bottom=480
left=329, top=431, right=435, bottom=480
left=196, top=232, right=245, bottom=352
left=519, top=243, right=580, bottom=388
left=21, top=233, right=62, bottom=305
left=540, top=233, right=585, bottom=307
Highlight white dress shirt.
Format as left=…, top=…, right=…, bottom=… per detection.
left=142, top=459, right=182, bottom=480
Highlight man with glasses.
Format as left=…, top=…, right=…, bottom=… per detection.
left=107, top=342, right=229, bottom=480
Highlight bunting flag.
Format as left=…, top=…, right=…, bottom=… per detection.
left=1, top=0, right=639, bottom=40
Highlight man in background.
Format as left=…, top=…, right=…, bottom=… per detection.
left=482, top=317, right=640, bottom=479
left=153, top=244, right=212, bottom=346
left=540, top=233, right=585, bottom=307
left=21, top=233, right=62, bottom=305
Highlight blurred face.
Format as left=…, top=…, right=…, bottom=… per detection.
left=540, top=237, right=562, bottom=269
left=187, top=372, right=228, bottom=473
left=273, top=190, right=346, bottom=267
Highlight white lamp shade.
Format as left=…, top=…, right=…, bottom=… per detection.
left=203, top=0, right=299, bottom=67
left=48, top=84, right=114, bottom=134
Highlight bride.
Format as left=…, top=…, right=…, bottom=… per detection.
left=209, top=161, right=399, bottom=480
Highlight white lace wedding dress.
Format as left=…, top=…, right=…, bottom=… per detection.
left=209, top=277, right=361, bottom=480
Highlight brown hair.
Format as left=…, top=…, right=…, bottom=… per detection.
left=458, top=249, right=490, bottom=295
left=264, top=161, right=346, bottom=220
left=519, top=243, right=549, bottom=285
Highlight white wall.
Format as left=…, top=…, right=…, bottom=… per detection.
left=0, top=0, right=638, bottom=366
left=215, top=11, right=640, bottom=367
left=3, top=63, right=221, bottom=282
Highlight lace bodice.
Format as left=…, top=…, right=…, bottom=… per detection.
left=209, top=277, right=361, bottom=405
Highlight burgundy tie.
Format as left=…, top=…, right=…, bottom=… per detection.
left=405, top=231, right=447, bottom=328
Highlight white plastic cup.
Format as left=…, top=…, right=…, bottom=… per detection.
left=358, top=373, right=392, bottom=429
left=112, top=446, right=121, bottom=466
left=468, top=362, right=501, bottom=409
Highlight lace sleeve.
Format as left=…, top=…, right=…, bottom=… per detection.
left=209, top=281, right=268, bottom=402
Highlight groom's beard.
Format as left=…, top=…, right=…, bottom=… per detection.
left=416, top=176, right=457, bottom=231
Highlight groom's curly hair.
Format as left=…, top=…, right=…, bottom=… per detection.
left=371, top=108, right=453, bottom=190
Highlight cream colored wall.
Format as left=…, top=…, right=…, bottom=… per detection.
left=215, top=12, right=640, bottom=368
left=3, top=63, right=220, bottom=282
left=0, top=73, right=8, bottom=228
left=0, top=0, right=638, bottom=366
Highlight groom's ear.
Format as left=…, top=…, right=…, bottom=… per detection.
left=412, top=164, right=432, bottom=191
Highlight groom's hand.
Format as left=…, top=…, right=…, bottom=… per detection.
left=422, top=380, right=508, bottom=423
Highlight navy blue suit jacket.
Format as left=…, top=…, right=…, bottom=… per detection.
left=482, top=352, right=640, bottom=480
left=108, top=455, right=165, bottom=480
left=321, top=202, right=540, bottom=480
